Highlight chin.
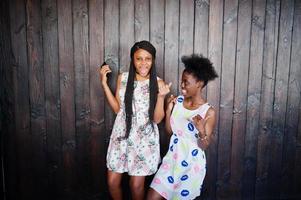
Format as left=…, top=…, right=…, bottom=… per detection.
left=138, top=72, right=150, bottom=77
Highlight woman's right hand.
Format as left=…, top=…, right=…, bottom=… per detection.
left=99, top=64, right=112, bottom=85
left=166, top=95, right=177, bottom=113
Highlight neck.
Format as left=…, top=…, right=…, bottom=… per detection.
left=187, top=93, right=205, bottom=106
left=135, top=73, right=150, bottom=81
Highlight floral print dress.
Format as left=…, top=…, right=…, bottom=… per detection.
left=106, top=72, right=160, bottom=176
left=150, top=95, right=210, bottom=200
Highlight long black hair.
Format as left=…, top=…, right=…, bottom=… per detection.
left=124, top=41, right=158, bottom=139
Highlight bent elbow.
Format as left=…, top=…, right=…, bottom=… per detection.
left=113, top=107, right=120, bottom=114
left=153, top=115, right=164, bottom=124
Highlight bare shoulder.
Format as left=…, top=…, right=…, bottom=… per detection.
left=206, top=107, right=216, bottom=118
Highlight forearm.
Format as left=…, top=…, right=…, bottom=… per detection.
left=153, top=96, right=165, bottom=123
left=165, top=109, right=172, bottom=135
left=102, top=83, right=120, bottom=114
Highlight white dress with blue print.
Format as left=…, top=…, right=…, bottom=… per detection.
left=150, top=95, right=210, bottom=200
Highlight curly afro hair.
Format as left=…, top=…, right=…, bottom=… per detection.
left=181, top=54, right=218, bottom=87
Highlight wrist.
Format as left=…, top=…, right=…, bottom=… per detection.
left=157, top=95, right=165, bottom=100
left=198, top=131, right=207, bottom=141
left=101, top=81, right=108, bottom=87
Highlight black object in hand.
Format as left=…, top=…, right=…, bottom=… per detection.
left=100, top=61, right=107, bottom=68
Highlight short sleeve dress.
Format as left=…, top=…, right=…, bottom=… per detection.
left=150, top=95, right=211, bottom=200
left=106, top=72, right=161, bottom=176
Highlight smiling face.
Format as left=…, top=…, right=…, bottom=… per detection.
left=133, top=49, right=153, bottom=79
left=181, top=71, right=204, bottom=97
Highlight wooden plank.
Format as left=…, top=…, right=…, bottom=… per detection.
left=73, top=0, right=91, bottom=191
left=41, top=0, right=63, bottom=197
left=104, top=0, right=119, bottom=146
left=255, top=0, right=280, bottom=198
left=150, top=0, right=165, bottom=78
left=134, top=0, right=149, bottom=41
left=294, top=147, right=301, bottom=198
left=120, top=0, right=134, bottom=73
left=216, top=0, right=238, bottom=199
left=281, top=0, right=300, bottom=198
left=194, top=0, right=209, bottom=56
left=88, top=0, right=106, bottom=194
left=179, top=0, right=194, bottom=94
left=267, top=0, right=294, bottom=198
left=194, top=0, right=209, bottom=101
left=206, top=0, right=223, bottom=198
left=9, top=0, right=32, bottom=198
left=164, top=0, right=179, bottom=94
left=26, top=0, right=48, bottom=198
left=294, top=3, right=301, bottom=197
left=243, top=0, right=266, bottom=199
left=193, top=0, right=209, bottom=100
left=149, top=3, right=168, bottom=194
left=150, top=0, right=167, bottom=157
left=179, top=0, right=194, bottom=80
left=1, top=0, right=17, bottom=199
left=57, top=0, right=77, bottom=195
left=230, top=0, right=252, bottom=199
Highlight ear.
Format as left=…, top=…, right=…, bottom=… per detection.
left=197, top=80, right=204, bottom=89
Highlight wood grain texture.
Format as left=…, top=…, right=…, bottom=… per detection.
left=26, top=0, right=48, bottom=197
left=256, top=0, right=280, bottom=198
left=1, top=0, right=17, bottom=199
left=4, top=0, right=301, bottom=199
left=217, top=0, right=238, bottom=198
left=243, top=0, right=266, bottom=199
left=89, top=0, right=106, bottom=195
left=57, top=0, right=77, bottom=195
left=73, top=0, right=92, bottom=191
left=164, top=0, right=179, bottom=94
left=135, top=0, right=150, bottom=41
left=41, top=0, right=63, bottom=197
left=291, top=1, right=301, bottom=197
left=230, top=0, right=252, bottom=199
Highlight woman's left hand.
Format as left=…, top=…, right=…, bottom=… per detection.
left=192, top=115, right=210, bottom=136
left=158, top=82, right=172, bottom=97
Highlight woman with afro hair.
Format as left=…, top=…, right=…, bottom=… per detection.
left=147, top=54, right=218, bottom=200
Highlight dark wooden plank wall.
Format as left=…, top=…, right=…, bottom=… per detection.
left=2, top=0, right=301, bottom=199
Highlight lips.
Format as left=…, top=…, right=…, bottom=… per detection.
left=138, top=67, right=149, bottom=76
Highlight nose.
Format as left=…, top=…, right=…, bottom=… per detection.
left=181, top=82, right=185, bottom=88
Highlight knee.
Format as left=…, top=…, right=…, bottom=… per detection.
left=129, top=179, right=144, bottom=192
left=107, top=175, right=121, bottom=190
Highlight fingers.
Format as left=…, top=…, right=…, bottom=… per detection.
left=192, top=115, right=211, bottom=125
left=158, top=82, right=172, bottom=96
left=167, top=94, right=177, bottom=103
left=99, top=65, right=112, bottom=75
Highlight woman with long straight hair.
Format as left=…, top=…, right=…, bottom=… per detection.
left=99, top=41, right=171, bottom=200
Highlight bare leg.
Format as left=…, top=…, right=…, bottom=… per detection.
left=107, top=170, right=123, bottom=200
left=146, top=188, right=164, bottom=200
left=129, top=176, right=145, bottom=200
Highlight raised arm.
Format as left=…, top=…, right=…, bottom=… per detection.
left=165, top=95, right=177, bottom=136
left=99, top=65, right=121, bottom=114
left=153, top=80, right=171, bottom=124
